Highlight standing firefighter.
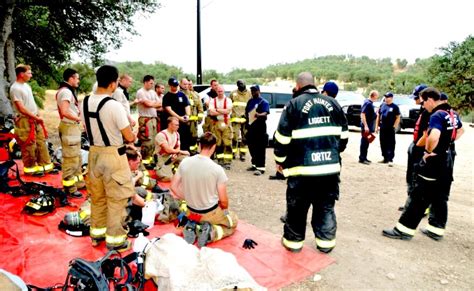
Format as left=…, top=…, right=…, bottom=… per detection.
left=81, top=65, right=136, bottom=252
left=9, top=64, right=54, bottom=175
left=274, top=72, right=348, bottom=253
left=182, top=79, right=204, bottom=154
left=56, top=68, right=84, bottom=197
left=383, top=87, right=464, bottom=241
left=230, top=80, right=251, bottom=161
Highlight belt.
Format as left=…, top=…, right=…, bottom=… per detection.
left=187, top=203, right=218, bottom=214
left=89, top=145, right=126, bottom=155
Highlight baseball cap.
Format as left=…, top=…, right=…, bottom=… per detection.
left=440, top=92, right=448, bottom=101
left=250, top=84, right=260, bottom=91
left=168, top=78, right=179, bottom=87
left=410, top=84, right=428, bottom=99
left=322, top=82, right=339, bottom=97
left=384, top=92, right=394, bottom=98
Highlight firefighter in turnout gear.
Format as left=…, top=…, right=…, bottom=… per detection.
left=383, top=88, right=464, bottom=241
left=81, top=65, right=136, bottom=252
left=56, top=68, right=85, bottom=198
left=230, top=80, right=251, bottom=161
left=208, top=85, right=233, bottom=169
left=274, top=72, right=348, bottom=254
left=9, top=64, right=54, bottom=175
left=181, top=79, right=204, bottom=154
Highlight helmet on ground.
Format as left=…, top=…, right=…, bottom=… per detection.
left=23, top=191, right=55, bottom=216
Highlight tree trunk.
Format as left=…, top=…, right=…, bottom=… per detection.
left=0, top=3, right=14, bottom=117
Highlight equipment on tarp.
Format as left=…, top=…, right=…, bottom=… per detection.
left=23, top=190, right=56, bottom=216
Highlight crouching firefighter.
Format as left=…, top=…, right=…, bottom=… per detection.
left=274, top=72, right=348, bottom=253
left=81, top=65, right=137, bottom=252
left=383, top=87, right=464, bottom=241
left=56, top=68, right=85, bottom=198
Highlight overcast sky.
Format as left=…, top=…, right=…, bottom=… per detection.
left=104, top=0, right=473, bottom=74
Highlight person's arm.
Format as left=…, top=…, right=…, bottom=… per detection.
left=375, top=112, right=380, bottom=134
left=165, top=106, right=185, bottom=122
left=455, top=127, right=464, bottom=140
left=158, top=139, right=188, bottom=155
left=361, top=113, right=368, bottom=132
left=423, top=128, right=441, bottom=161
left=217, top=182, right=229, bottom=209
left=393, top=115, right=401, bottom=130
left=132, top=193, right=146, bottom=207
left=59, top=100, right=81, bottom=122
left=14, top=100, right=42, bottom=121
left=170, top=172, right=184, bottom=200
left=121, top=126, right=136, bottom=143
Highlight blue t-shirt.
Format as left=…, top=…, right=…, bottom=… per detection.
left=378, top=103, right=400, bottom=129
left=361, top=99, right=376, bottom=128
left=245, top=97, right=270, bottom=119
left=428, top=107, right=462, bottom=154
left=162, top=91, right=190, bottom=118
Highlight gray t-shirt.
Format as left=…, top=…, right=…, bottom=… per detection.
left=57, top=87, right=80, bottom=122
left=9, top=81, right=38, bottom=116
left=136, top=88, right=158, bottom=117
left=80, top=94, right=129, bottom=146
left=176, top=154, right=228, bottom=210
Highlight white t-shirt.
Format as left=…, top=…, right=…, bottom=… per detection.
left=112, top=86, right=131, bottom=116
left=136, top=88, right=158, bottom=117
left=208, top=96, right=233, bottom=121
left=9, top=81, right=38, bottom=116
left=155, top=129, right=180, bottom=155
left=56, top=87, right=80, bottom=122
left=80, top=94, right=129, bottom=146
left=176, top=154, right=228, bottom=210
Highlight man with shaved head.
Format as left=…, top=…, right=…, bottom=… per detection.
left=274, top=72, right=349, bottom=254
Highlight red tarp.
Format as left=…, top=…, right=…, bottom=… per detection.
left=0, top=162, right=334, bottom=290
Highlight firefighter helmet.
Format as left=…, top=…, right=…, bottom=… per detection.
left=23, top=191, right=55, bottom=216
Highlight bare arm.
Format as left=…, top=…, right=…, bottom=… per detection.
left=170, top=173, right=184, bottom=200
left=361, top=113, right=368, bottom=132
left=455, top=127, right=464, bottom=140
left=425, top=128, right=441, bottom=153
left=393, top=115, right=401, bottom=129
left=217, top=182, right=229, bottom=209
left=165, top=106, right=185, bottom=122
left=375, top=113, right=380, bottom=133
left=121, top=126, right=136, bottom=143
left=14, top=100, right=41, bottom=121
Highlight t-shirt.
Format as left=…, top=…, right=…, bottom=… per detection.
left=56, top=87, right=80, bottom=123
left=361, top=99, right=376, bottom=127
left=9, top=81, right=38, bottom=116
left=428, top=105, right=463, bottom=154
left=176, top=154, right=228, bottom=210
left=162, top=91, right=190, bottom=117
left=208, top=96, right=233, bottom=121
left=80, top=94, right=129, bottom=146
left=112, top=86, right=131, bottom=116
left=136, top=88, right=158, bottom=117
left=155, top=129, right=180, bottom=155
left=378, top=103, right=400, bottom=129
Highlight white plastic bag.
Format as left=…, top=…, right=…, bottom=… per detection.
left=141, top=201, right=157, bottom=229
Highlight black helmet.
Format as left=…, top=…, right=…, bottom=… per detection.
left=23, top=191, right=55, bottom=216
left=58, top=211, right=90, bottom=237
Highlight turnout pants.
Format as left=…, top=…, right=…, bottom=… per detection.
left=379, top=127, right=396, bottom=162
left=213, top=121, right=233, bottom=165
left=189, top=120, right=199, bottom=154
left=138, top=116, right=157, bottom=164
left=246, top=121, right=268, bottom=172
left=283, top=175, right=339, bottom=251
left=231, top=121, right=248, bottom=159
left=193, top=206, right=238, bottom=242
left=155, top=153, right=186, bottom=182
left=87, top=146, right=135, bottom=248
left=15, top=116, right=53, bottom=174
left=397, top=152, right=454, bottom=238
left=59, top=121, right=84, bottom=193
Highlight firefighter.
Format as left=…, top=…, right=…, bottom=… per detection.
left=229, top=80, right=251, bottom=161
left=208, top=85, right=233, bottom=169
left=202, top=79, right=219, bottom=134
left=274, top=72, right=348, bottom=253
left=9, top=64, right=54, bottom=175
left=181, top=79, right=204, bottom=154
left=136, top=75, right=161, bottom=169
left=383, top=87, right=464, bottom=241
left=56, top=68, right=84, bottom=198
left=81, top=65, right=136, bottom=252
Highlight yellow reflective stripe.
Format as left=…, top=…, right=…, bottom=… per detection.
left=239, top=148, right=248, bottom=153
left=79, top=209, right=90, bottom=220
left=418, top=174, right=436, bottom=181
left=189, top=99, right=194, bottom=106
left=145, top=191, right=153, bottom=201
left=233, top=101, right=247, bottom=107
left=143, top=171, right=149, bottom=177
left=141, top=175, right=150, bottom=186
left=256, top=167, right=265, bottom=171
left=223, top=154, right=233, bottom=159
left=274, top=154, right=286, bottom=163
left=426, top=224, right=444, bottom=236
left=40, top=163, right=54, bottom=171
left=282, top=238, right=303, bottom=250
left=197, top=113, right=204, bottom=118
left=90, top=227, right=106, bottom=237
left=216, top=153, right=224, bottom=159
left=189, top=115, right=199, bottom=121
left=62, top=179, right=76, bottom=187
left=230, top=117, right=246, bottom=123
left=232, top=148, right=238, bottom=153
left=9, top=139, right=15, bottom=152
left=75, top=175, right=84, bottom=182
left=292, top=126, right=342, bottom=139
left=189, top=144, right=198, bottom=151
left=24, top=166, right=37, bottom=173
left=106, top=234, right=127, bottom=245
left=340, top=130, right=349, bottom=139
left=214, top=225, right=224, bottom=240
left=315, top=238, right=336, bottom=248
left=275, top=130, right=291, bottom=145
left=396, top=222, right=415, bottom=236
left=283, top=163, right=341, bottom=177
left=225, top=214, right=233, bottom=228
left=142, top=157, right=153, bottom=164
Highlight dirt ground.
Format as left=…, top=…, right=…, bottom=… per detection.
left=41, top=91, right=473, bottom=290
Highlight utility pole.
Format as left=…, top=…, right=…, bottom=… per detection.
left=196, top=0, right=202, bottom=84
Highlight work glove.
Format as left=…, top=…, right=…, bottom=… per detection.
left=242, top=238, right=258, bottom=249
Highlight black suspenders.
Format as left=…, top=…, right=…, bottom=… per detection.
left=83, top=96, right=113, bottom=146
